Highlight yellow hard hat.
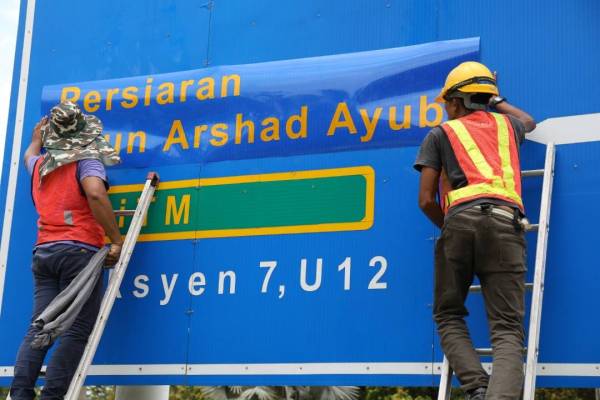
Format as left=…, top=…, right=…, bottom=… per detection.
left=436, top=61, right=499, bottom=103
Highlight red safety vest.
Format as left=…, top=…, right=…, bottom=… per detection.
left=31, top=158, right=105, bottom=248
left=439, top=111, right=523, bottom=214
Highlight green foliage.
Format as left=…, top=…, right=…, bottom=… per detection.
left=365, top=387, right=432, bottom=400
left=85, top=386, right=115, bottom=400
left=365, top=386, right=397, bottom=400
left=169, top=385, right=206, bottom=400
left=365, top=387, right=443, bottom=400
left=535, top=388, right=596, bottom=400
left=363, top=387, right=597, bottom=400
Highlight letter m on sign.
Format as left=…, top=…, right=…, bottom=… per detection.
left=165, top=195, right=191, bottom=225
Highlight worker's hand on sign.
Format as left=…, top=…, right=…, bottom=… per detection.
left=32, top=116, right=47, bottom=144
left=106, top=243, right=122, bottom=266
left=491, top=71, right=501, bottom=95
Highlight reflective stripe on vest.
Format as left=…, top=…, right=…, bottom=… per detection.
left=443, top=112, right=523, bottom=212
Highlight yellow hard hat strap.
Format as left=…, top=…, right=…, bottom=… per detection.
left=449, top=92, right=488, bottom=111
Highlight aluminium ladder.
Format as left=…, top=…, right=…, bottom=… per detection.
left=64, top=172, right=159, bottom=400
left=437, top=143, right=556, bottom=400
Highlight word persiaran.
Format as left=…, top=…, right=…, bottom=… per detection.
left=61, top=74, right=242, bottom=111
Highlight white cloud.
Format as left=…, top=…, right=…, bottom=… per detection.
left=0, top=0, right=20, bottom=183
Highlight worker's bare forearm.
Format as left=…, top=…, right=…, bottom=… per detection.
left=24, top=142, right=42, bottom=166
left=420, top=201, right=444, bottom=229
left=23, top=133, right=43, bottom=167
left=23, top=116, right=46, bottom=166
left=418, top=167, right=444, bottom=229
left=87, top=195, right=122, bottom=245
left=495, top=101, right=536, bottom=133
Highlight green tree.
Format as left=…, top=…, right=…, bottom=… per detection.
left=170, top=385, right=205, bottom=400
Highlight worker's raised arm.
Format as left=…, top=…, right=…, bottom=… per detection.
left=23, top=117, right=47, bottom=167
left=80, top=176, right=123, bottom=264
left=418, top=166, right=444, bottom=229
left=493, top=100, right=536, bottom=133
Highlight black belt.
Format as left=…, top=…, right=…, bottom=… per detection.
left=471, top=204, right=527, bottom=231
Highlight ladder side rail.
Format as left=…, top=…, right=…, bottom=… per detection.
left=523, top=143, right=556, bottom=400
left=438, top=356, right=453, bottom=400
left=64, top=175, right=158, bottom=400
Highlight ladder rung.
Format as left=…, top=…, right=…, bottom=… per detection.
left=475, top=347, right=527, bottom=356
left=476, top=348, right=493, bottom=356
left=525, top=223, right=539, bottom=232
left=470, top=283, right=534, bottom=293
left=522, top=169, right=544, bottom=177
left=114, top=209, right=136, bottom=216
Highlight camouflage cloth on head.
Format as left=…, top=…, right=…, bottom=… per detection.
left=38, top=101, right=120, bottom=179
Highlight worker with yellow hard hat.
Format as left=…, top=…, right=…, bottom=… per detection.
left=435, top=61, right=499, bottom=103
left=414, top=61, right=536, bottom=400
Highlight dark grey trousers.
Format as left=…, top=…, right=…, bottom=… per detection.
left=434, top=207, right=527, bottom=400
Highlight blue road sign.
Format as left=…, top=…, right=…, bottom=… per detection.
left=1, top=0, right=599, bottom=388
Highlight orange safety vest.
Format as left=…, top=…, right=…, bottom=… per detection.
left=439, top=111, right=523, bottom=214
left=31, top=158, right=105, bottom=248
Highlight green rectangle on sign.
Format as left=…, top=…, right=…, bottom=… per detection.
left=109, top=167, right=374, bottom=241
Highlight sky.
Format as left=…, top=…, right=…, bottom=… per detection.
left=0, top=0, right=20, bottom=183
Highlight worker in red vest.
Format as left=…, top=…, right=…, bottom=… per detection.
left=414, top=62, right=536, bottom=400
left=10, top=102, right=121, bottom=400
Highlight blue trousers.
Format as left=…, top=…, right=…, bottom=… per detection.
left=10, top=244, right=103, bottom=400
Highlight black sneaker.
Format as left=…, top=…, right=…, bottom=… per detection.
left=465, top=387, right=487, bottom=400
